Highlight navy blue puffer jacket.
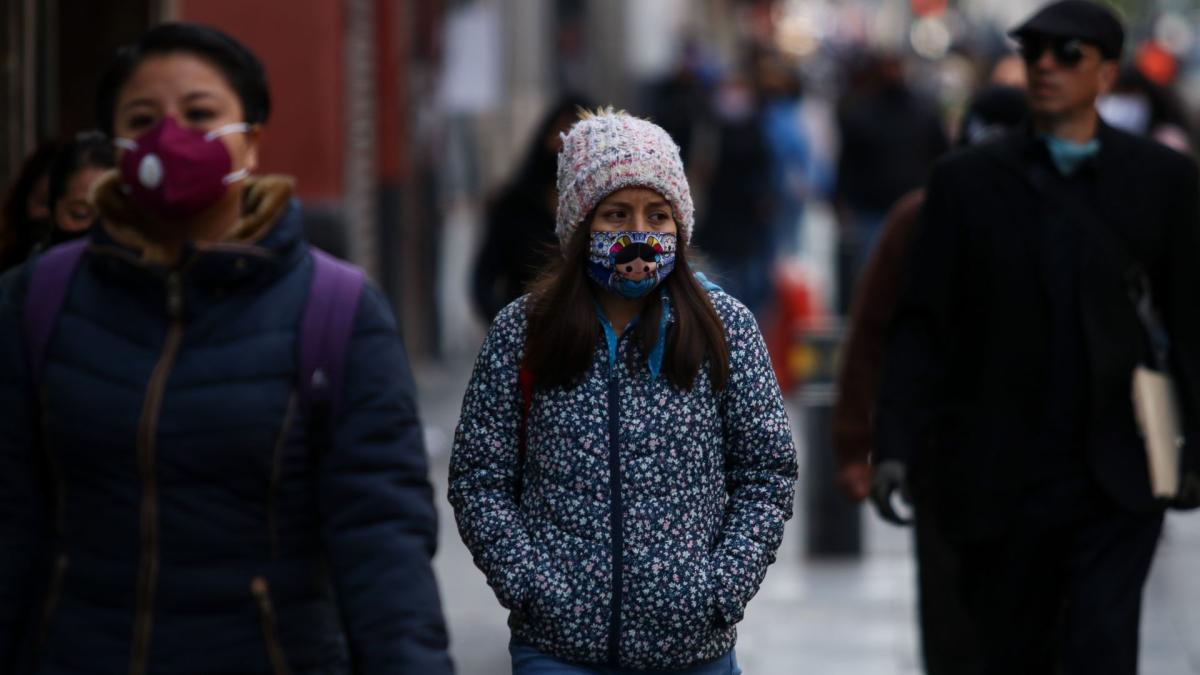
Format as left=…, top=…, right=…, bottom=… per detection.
left=449, top=290, right=797, bottom=670
left=0, top=175, right=453, bottom=674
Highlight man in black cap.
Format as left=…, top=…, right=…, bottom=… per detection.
left=873, top=1, right=1200, bottom=673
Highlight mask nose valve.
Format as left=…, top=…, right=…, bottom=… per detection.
left=116, top=117, right=248, bottom=220
left=138, top=154, right=164, bottom=189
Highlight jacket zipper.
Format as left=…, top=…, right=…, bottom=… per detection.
left=129, top=270, right=186, bottom=675
left=606, top=359, right=625, bottom=664
left=35, top=387, right=68, bottom=661
left=38, top=385, right=66, bottom=535
left=268, top=394, right=297, bottom=560
left=34, top=554, right=69, bottom=658
left=251, top=576, right=292, bottom=675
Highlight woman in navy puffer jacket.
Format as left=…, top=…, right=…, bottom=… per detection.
left=0, top=24, right=452, bottom=675
left=449, top=108, right=798, bottom=674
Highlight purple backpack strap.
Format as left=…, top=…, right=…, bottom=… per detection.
left=24, top=240, right=90, bottom=383
left=298, top=247, right=366, bottom=427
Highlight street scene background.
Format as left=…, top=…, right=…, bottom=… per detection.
left=4, top=0, right=1200, bottom=672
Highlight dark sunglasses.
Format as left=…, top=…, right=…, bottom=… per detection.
left=1019, top=37, right=1088, bottom=67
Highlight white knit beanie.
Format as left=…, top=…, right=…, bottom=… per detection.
left=555, top=108, right=694, bottom=252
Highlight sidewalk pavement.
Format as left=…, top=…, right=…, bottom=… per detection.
left=416, top=354, right=1200, bottom=675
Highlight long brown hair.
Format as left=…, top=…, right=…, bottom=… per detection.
left=524, top=220, right=729, bottom=391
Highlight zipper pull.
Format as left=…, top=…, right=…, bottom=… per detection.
left=251, top=576, right=292, bottom=675
left=165, top=271, right=183, bottom=318
left=251, top=576, right=272, bottom=612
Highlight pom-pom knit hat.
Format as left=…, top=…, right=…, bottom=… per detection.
left=555, top=107, right=694, bottom=252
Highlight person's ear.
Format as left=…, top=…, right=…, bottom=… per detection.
left=242, top=123, right=262, bottom=172
left=1096, top=60, right=1119, bottom=95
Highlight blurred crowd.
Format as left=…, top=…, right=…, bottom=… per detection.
left=469, top=5, right=1197, bottom=339
left=7, top=5, right=1199, bottom=319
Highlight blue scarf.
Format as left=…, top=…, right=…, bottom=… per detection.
left=1042, top=134, right=1101, bottom=176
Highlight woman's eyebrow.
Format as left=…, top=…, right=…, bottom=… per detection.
left=183, top=91, right=220, bottom=103
left=120, top=97, right=158, bottom=112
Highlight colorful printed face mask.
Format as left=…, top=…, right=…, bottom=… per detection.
left=586, top=231, right=677, bottom=299
left=115, top=117, right=250, bottom=220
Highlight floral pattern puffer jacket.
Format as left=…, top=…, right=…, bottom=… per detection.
left=449, top=289, right=797, bottom=670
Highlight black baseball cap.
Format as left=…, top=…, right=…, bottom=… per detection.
left=1009, top=0, right=1124, bottom=60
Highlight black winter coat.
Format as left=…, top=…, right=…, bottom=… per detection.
left=876, top=123, right=1200, bottom=539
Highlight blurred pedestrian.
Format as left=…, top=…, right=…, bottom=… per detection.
left=833, top=51, right=948, bottom=311
left=834, top=85, right=1028, bottom=675
left=473, top=93, right=592, bottom=323
left=692, top=71, right=775, bottom=317
left=989, top=53, right=1028, bottom=89
left=449, top=108, right=796, bottom=674
left=41, top=131, right=115, bottom=248
left=0, top=142, right=59, bottom=273
left=1099, top=64, right=1193, bottom=153
left=754, top=46, right=814, bottom=257
left=645, top=37, right=718, bottom=171
left=875, top=2, right=1200, bottom=673
left=0, top=23, right=452, bottom=675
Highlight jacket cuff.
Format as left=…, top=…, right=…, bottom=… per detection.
left=494, top=553, right=536, bottom=612
left=710, top=562, right=746, bottom=627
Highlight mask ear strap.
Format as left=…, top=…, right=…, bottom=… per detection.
left=205, top=122, right=251, bottom=141
left=212, top=122, right=254, bottom=185
left=223, top=167, right=251, bottom=186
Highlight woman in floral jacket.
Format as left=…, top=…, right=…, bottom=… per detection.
left=450, top=108, right=796, bottom=674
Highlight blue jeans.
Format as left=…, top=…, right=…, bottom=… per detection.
left=509, top=642, right=741, bottom=675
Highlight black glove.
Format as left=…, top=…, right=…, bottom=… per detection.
left=1173, top=472, right=1200, bottom=509
left=1170, top=441, right=1200, bottom=510
left=870, top=460, right=914, bottom=526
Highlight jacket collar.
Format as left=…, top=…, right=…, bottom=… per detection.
left=997, top=117, right=1138, bottom=217
left=594, top=286, right=674, bottom=379
left=87, top=170, right=305, bottom=287
left=983, top=116, right=1142, bottom=299
left=993, top=117, right=1135, bottom=177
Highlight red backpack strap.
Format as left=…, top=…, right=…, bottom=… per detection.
left=519, top=364, right=535, bottom=421
left=24, top=240, right=89, bottom=385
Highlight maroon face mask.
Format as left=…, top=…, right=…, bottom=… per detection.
left=115, top=117, right=250, bottom=220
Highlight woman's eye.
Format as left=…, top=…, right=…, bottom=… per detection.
left=69, top=209, right=92, bottom=221
left=185, top=108, right=217, bottom=123
left=604, top=210, right=626, bottom=220
left=127, top=114, right=157, bottom=130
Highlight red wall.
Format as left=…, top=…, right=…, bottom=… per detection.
left=177, top=0, right=345, bottom=202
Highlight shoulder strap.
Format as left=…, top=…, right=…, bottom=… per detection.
left=298, top=248, right=366, bottom=439
left=1025, top=162, right=1168, bottom=368
left=24, top=240, right=89, bottom=384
